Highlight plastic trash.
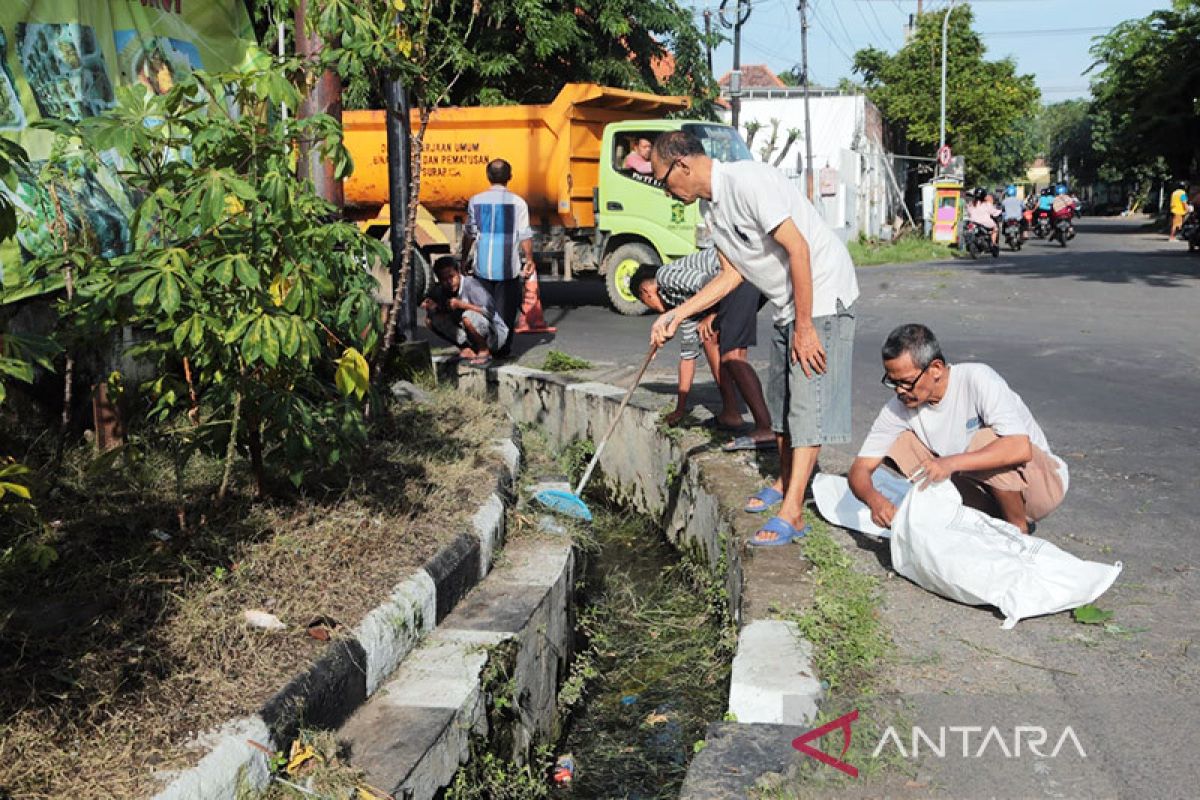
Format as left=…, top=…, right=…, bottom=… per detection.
left=552, top=753, right=575, bottom=785
left=620, top=694, right=639, bottom=705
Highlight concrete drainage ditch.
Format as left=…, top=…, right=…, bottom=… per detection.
left=153, top=359, right=827, bottom=799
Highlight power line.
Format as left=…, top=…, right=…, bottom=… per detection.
left=854, top=0, right=899, bottom=49
left=982, top=27, right=1112, bottom=38
left=809, top=5, right=857, bottom=63
left=822, top=0, right=862, bottom=59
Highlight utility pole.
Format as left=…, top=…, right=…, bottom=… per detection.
left=798, top=0, right=814, bottom=199
left=720, top=0, right=752, bottom=130
left=703, top=8, right=713, bottom=77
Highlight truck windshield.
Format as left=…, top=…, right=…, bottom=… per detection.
left=682, top=123, right=752, bottom=164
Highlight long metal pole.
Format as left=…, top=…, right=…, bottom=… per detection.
left=704, top=9, right=713, bottom=76
left=799, top=0, right=814, bottom=199
left=939, top=0, right=955, bottom=154
left=732, top=0, right=743, bottom=130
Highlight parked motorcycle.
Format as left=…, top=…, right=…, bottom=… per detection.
left=1003, top=218, right=1023, bottom=251
left=964, top=221, right=999, bottom=259
left=1048, top=207, right=1075, bottom=247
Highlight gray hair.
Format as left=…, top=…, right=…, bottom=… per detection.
left=881, top=324, right=944, bottom=368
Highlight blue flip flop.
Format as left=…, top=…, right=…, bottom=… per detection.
left=749, top=516, right=811, bottom=547
left=744, top=486, right=783, bottom=513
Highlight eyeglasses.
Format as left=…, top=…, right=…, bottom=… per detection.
left=881, top=361, right=932, bottom=392
left=655, top=159, right=682, bottom=193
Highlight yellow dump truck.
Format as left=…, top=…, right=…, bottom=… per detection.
left=342, top=83, right=751, bottom=314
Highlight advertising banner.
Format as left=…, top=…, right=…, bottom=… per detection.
left=0, top=0, right=255, bottom=282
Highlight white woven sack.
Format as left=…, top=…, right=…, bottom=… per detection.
left=889, top=480, right=1122, bottom=629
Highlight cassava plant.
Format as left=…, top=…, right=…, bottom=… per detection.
left=22, top=63, right=386, bottom=498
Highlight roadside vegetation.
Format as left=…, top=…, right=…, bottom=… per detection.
left=0, top=386, right=505, bottom=797
left=849, top=233, right=955, bottom=267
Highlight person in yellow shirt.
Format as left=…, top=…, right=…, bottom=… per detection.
left=1169, top=182, right=1192, bottom=241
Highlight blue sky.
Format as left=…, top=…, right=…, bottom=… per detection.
left=700, top=0, right=1172, bottom=102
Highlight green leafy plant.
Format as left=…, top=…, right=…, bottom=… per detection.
left=17, top=64, right=385, bottom=497
left=1072, top=603, right=1114, bottom=625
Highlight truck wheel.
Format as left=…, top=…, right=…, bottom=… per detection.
left=604, top=242, right=658, bottom=316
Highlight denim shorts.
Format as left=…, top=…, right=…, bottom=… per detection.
left=767, top=301, right=856, bottom=446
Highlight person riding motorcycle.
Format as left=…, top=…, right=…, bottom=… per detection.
left=965, top=187, right=999, bottom=251
left=1051, top=184, right=1076, bottom=216
left=1000, top=184, right=1026, bottom=246
left=1049, top=184, right=1077, bottom=243
left=1031, top=187, right=1054, bottom=236
left=1001, top=184, right=1025, bottom=224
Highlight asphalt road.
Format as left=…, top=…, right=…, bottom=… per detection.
left=422, top=217, right=1200, bottom=796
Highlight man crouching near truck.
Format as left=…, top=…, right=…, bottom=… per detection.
left=648, top=130, right=860, bottom=547
left=422, top=256, right=508, bottom=369
left=848, top=324, right=1068, bottom=534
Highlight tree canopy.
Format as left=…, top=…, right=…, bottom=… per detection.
left=852, top=6, right=1039, bottom=185
left=1087, top=0, right=1200, bottom=181
left=307, top=0, right=716, bottom=112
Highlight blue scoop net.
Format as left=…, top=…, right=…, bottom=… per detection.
left=532, top=488, right=592, bottom=522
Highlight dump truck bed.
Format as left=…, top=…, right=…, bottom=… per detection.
left=342, top=83, right=690, bottom=231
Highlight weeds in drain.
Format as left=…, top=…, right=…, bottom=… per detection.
left=557, top=438, right=596, bottom=485
left=789, top=522, right=891, bottom=695
left=446, top=746, right=552, bottom=800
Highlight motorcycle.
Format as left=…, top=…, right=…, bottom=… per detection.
left=963, top=221, right=999, bottom=259
left=1180, top=210, right=1200, bottom=252
left=1003, top=217, right=1023, bottom=251
left=1032, top=208, right=1052, bottom=239
left=1048, top=207, right=1075, bottom=247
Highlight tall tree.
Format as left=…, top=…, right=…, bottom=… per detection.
left=1036, top=100, right=1099, bottom=186
left=852, top=6, right=1039, bottom=185
left=1088, top=0, right=1200, bottom=181
left=330, top=0, right=716, bottom=112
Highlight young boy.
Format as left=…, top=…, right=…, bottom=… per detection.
left=422, top=256, right=509, bottom=368
left=631, top=250, right=774, bottom=451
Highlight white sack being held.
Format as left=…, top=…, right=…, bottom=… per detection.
left=889, top=480, right=1122, bottom=629
left=811, top=472, right=1122, bottom=629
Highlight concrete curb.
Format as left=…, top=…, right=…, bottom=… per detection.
left=339, top=537, right=576, bottom=798
left=151, top=419, right=522, bottom=799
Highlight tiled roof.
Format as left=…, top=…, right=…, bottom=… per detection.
left=717, top=64, right=787, bottom=89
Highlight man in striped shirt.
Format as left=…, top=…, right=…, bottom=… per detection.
left=631, top=250, right=773, bottom=450
left=462, top=159, right=535, bottom=357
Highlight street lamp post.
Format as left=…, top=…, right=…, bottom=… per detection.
left=938, top=0, right=958, bottom=156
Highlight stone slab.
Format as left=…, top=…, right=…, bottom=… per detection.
left=728, top=620, right=823, bottom=726
left=680, top=721, right=809, bottom=800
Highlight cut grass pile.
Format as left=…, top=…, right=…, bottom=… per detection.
left=0, top=386, right=505, bottom=799
left=848, top=234, right=955, bottom=267
left=540, top=350, right=592, bottom=372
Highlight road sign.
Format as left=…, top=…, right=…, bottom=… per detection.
left=937, top=145, right=952, bottom=167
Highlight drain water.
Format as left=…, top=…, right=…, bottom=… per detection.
left=552, top=507, right=733, bottom=799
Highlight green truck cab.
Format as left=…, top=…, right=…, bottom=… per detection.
left=598, top=120, right=752, bottom=314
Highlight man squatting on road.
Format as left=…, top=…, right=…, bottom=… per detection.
left=848, top=324, right=1069, bottom=534
left=648, top=130, right=860, bottom=546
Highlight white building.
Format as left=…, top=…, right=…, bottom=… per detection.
left=718, top=80, right=901, bottom=241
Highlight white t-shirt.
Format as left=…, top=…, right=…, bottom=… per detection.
left=858, top=363, right=1068, bottom=491
left=703, top=160, right=859, bottom=325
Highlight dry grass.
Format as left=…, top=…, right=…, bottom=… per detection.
left=0, top=387, right=505, bottom=799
